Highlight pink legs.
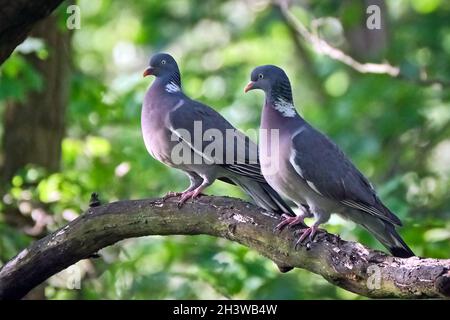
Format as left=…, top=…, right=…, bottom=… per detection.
left=163, top=189, right=205, bottom=207
left=163, top=175, right=212, bottom=208
left=177, top=185, right=207, bottom=208
left=294, top=224, right=321, bottom=249
left=163, top=187, right=207, bottom=208
left=275, top=208, right=324, bottom=250
left=274, top=214, right=306, bottom=232
left=163, top=191, right=182, bottom=201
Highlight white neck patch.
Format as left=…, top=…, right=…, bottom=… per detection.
left=274, top=98, right=296, bottom=117
left=165, top=82, right=181, bottom=93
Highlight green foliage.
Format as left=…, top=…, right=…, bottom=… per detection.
left=0, top=55, right=43, bottom=101
left=1, top=0, right=450, bottom=299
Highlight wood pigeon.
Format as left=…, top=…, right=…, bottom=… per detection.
left=141, top=53, right=296, bottom=217
left=244, top=65, right=414, bottom=258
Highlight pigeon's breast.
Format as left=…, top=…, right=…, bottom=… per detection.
left=259, top=129, right=305, bottom=203
left=141, top=98, right=176, bottom=166
left=260, top=128, right=344, bottom=213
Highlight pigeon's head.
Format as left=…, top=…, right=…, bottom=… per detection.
left=244, top=65, right=292, bottom=99
left=143, top=53, right=179, bottom=78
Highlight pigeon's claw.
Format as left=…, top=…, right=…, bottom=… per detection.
left=294, top=225, right=320, bottom=250
left=191, top=188, right=204, bottom=199
left=177, top=186, right=206, bottom=208
left=163, top=191, right=182, bottom=201
left=177, top=190, right=195, bottom=208
left=274, top=214, right=305, bottom=234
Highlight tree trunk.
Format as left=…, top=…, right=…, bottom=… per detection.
left=1, top=15, right=71, bottom=183
left=0, top=10, right=72, bottom=300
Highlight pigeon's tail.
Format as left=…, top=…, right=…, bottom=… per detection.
left=381, top=229, right=415, bottom=258
left=231, top=176, right=295, bottom=217
left=362, top=217, right=414, bottom=258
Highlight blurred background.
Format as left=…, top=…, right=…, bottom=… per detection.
left=0, top=0, right=449, bottom=299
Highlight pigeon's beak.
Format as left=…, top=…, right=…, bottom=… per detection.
left=143, top=67, right=155, bottom=77
left=244, top=81, right=255, bottom=93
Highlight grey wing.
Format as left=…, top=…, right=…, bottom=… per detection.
left=290, top=125, right=401, bottom=226
left=166, top=98, right=266, bottom=183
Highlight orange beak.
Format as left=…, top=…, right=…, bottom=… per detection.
left=143, top=67, right=154, bottom=77
left=244, top=81, right=255, bottom=93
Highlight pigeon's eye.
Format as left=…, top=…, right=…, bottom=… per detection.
left=258, top=73, right=264, bottom=79
left=161, top=60, right=166, bottom=65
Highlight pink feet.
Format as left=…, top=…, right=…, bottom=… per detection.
left=163, top=191, right=182, bottom=201
left=274, top=214, right=305, bottom=233
left=177, top=190, right=196, bottom=207
left=275, top=214, right=324, bottom=250
left=294, top=225, right=319, bottom=249
left=162, top=188, right=207, bottom=208
left=177, top=187, right=205, bottom=208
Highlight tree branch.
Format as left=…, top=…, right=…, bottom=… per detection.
left=0, top=196, right=449, bottom=300
left=275, top=1, right=450, bottom=87
left=0, top=0, right=65, bottom=65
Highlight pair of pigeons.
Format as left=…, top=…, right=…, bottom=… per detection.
left=141, top=53, right=414, bottom=259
